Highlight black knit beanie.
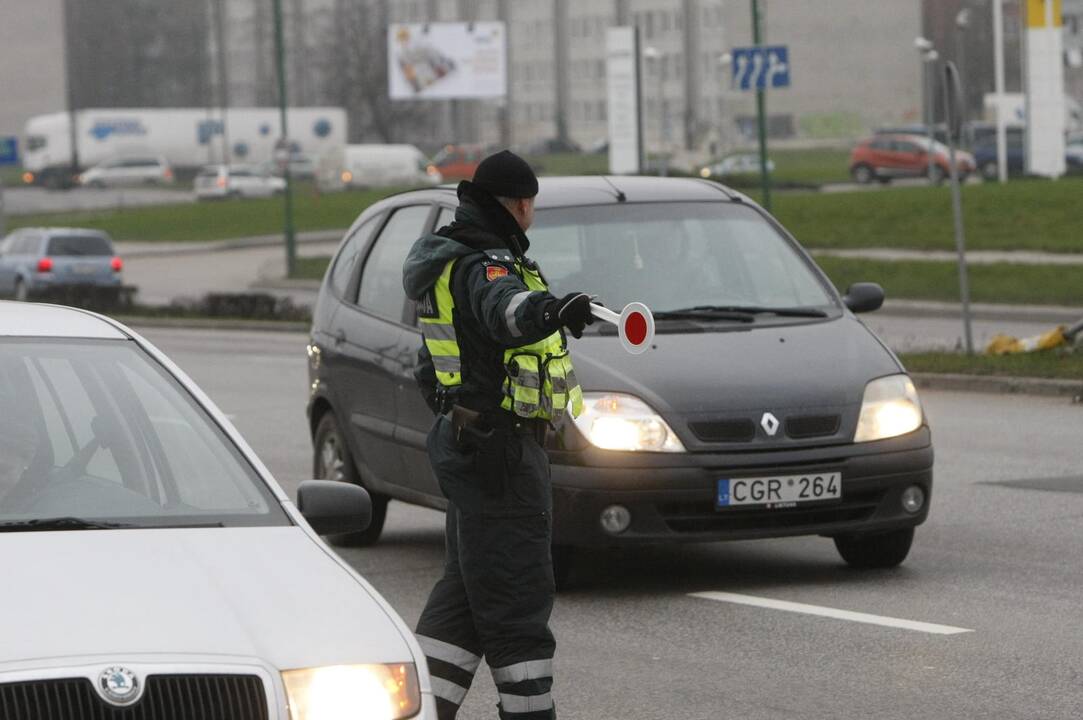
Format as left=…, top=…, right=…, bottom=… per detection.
left=472, top=150, right=539, bottom=198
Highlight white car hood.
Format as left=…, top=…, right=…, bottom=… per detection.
left=0, top=527, right=413, bottom=670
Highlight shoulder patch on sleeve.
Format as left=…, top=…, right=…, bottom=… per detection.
left=416, top=288, right=439, bottom=318
left=486, top=265, right=509, bottom=281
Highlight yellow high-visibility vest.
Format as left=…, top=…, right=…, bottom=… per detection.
left=419, top=255, right=584, bottom=422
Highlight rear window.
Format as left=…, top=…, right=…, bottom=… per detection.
left=46, top=235, right=113, bottom=257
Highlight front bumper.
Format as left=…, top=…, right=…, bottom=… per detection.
left=550, top=427, right=933, bottom=547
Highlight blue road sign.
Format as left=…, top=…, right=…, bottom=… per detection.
left=731, top=46, right=790, bottom=91
left=0, top=137, right=17, bottom=166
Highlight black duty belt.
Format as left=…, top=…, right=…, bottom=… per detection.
left=450, top=405, right=549, bottom=445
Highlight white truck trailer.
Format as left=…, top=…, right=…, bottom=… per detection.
left=22, top=107, right=347, bottom=187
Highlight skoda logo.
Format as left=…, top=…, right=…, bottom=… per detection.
left=97, top=666, right=142, bottom=706
left=760, top=412, right=780, bottom=437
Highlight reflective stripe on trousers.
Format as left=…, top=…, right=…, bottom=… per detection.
left=417, top=634, right=483, bottom=675
left=499, top=691, right=555, bottom=713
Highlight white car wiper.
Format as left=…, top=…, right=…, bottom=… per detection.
left=661, top=304, right=828, bottom=319
left=0, top=516, right=137, bottom=532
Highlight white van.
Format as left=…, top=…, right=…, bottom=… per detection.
left=336, top=144, right=442, bottom=189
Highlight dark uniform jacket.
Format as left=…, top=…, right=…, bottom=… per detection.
left=402, top=182, right=560, bottom=415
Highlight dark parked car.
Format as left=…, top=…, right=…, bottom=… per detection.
left=0, top=228, right=123, bottom=302
left=306, top=177, right=933, bottom=580
left=974, top=140, right=1026, bottom=180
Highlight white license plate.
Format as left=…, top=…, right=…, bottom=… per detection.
left=73, top=263, right=98, bottom=275
left=716, top=472, right=841, bottom=509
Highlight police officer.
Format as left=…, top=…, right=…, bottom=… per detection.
left=402, top=150, right=594, bottom=720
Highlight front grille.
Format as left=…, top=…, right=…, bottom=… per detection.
left=785, top=414, right=841, bottom=439
left=0, top=674, right=268, bottom=720
left=689, top=419, right=756, bottom=443
left=658, top=489, right=881, bottom=534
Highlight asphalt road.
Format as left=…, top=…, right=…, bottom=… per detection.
left=140, top=325, right=1083, bottom=719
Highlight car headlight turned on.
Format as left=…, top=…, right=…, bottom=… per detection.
left=282, top=664, right=421, bottom=720
left=572, top=392, right=685, bottom=452
left=854, top=374, right=924, bottom=443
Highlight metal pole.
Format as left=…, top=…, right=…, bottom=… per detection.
left=943, top=63, right=974, bottom=356
left=993, top=0, right=1007, bottom=182
left=925, top=61, right=935, bottom=181
left=272, top=0, right=296, bottom=277
left=213, top=0, right=231, bottom=168
left=654, top=65, right=662, bottom=175
left=751, top=0, right=771, bottom=211
left=63, top=0, right=80, bottom=187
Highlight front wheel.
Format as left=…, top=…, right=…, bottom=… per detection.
left=313, top=411, right=389, bottom=546
left=928, top=165, right=947, bottom=184
left=833, top=527, right=914, bottom=569
left=851, top=164, right=875, bottom=184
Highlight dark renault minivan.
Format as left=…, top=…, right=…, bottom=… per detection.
left=306, top=177, right=933, bottom=577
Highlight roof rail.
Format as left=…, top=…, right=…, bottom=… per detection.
left=694, top=177, right=741, bottom=201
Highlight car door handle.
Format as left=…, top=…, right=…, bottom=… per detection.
left=334, top=330, right=346, bottom=346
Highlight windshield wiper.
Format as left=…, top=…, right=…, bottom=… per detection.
left=0, top=516, right=137, bottom=532
left=653, top=307, right=756, bottom=323
left=660, top=304, right=828, bottom=319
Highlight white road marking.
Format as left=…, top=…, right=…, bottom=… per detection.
left=689, top=591, right=973, bottom=635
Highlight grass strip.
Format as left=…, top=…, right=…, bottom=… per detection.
left=899, top=351, right=1083, bottom=380
left=8, top=186, right=401, bottom=243
left=774, top=176, right=1083, bottom=254
left=814, top=256, right=1083, bottom=306
left=291, top=256, right=332, bottom=281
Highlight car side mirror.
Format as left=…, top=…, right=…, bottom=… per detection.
left=843, top=282, right=885, bottom=314
left=296, top=480, right=372, bottom=536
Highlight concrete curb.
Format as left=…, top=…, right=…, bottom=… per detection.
left=118, top=229, right=346, bottom=259
left=118, top=315, right=310, bottom=334
left=880, top=299, right=1081, bottom=324
left=911, top=372, right=1083, bottom=399
left=251, top=278, right=322, bottom=291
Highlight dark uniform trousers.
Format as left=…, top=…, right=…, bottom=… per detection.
left=416, top=415, right=557, bottom=720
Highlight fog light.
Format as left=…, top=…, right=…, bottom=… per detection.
left=599, top=505, right=631, bottom=535
left=901, top=485, right=925, bottom=514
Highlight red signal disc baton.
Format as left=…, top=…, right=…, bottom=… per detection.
left=590, top=302, right=655, bottom=355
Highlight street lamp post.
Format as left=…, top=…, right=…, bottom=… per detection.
left=643, top=46, right=665, bottom=175
left=955, top=7, right=972, bottom=145
left=271, top=0, right=296, bottom=278
left=915, top=37, right=939, bottom=183
left=715, top=53, right=733, bottom=157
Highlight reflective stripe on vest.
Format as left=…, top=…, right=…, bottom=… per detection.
left=419, top=262, right=462, bottom=386
left=419, top=256, right=584, bottom=422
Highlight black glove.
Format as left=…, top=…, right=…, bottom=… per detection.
left=543, top=292, right=594, bottom=338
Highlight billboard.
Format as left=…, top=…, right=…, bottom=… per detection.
left=388, top=22, right=507, bottom=100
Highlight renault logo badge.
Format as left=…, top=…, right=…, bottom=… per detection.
left=760, top=412, right=780, bottom=437
left=97, top=666, right=142, bottom=706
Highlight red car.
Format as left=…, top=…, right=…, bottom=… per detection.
left=431, top=144, right=485, bottom=181
left=850, top=134, right=973, bottom=184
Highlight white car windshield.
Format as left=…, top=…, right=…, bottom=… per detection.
left=0, top=340, right=288, bottom=529
left=528, top=202, right=836, bottom=316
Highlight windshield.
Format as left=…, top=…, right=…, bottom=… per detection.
left=528, top=202, right=836, bottom=316
left=0, top=339, right=288, bottom=529
left=46, top=235, right=113, bottom=256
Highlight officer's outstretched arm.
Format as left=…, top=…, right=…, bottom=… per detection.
left=465, top=261, right=557, bottom=348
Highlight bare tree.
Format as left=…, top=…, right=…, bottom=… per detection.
left=315, top=0, right=433, bottom=143
left=66, top=0, right=210, bottom=109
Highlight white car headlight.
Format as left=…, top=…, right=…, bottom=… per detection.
left=282, top=663, right=420, bottom=720
left=572, top=392, right=685, bottom=452
left=854, top=374, right=924, bottom=443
